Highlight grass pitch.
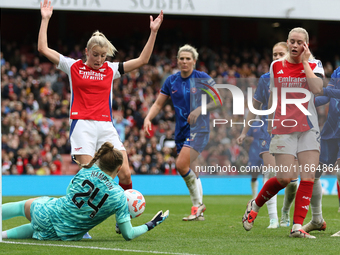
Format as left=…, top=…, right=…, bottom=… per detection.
left=1, top=195, right=340, bottom=254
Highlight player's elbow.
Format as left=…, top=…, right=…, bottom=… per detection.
left=37, top=45, right=48, bottom=56
left=122, top=232, right=133, bottom=241
left=310, top=79, right=323, bottom=95
left=140, top=58, right=149, bottom=66
left=311, top=86, right=323, bottom=96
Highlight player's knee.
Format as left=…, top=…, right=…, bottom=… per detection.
left=175, top=161, right=188, bottom=174
left=277, top=178, right=291, bottom=187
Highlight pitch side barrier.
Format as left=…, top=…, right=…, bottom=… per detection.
left=1, top=175, right=338, bottom=196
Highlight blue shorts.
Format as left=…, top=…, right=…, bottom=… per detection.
left=319, top=138, right=340, bottom=165
left=259, top=138, right=271, bottom=157
left=30, top=196, right=60, bottom=240
left=175, top=132, right=210, bottom=155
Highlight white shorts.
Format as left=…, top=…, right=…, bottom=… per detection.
left=269, top=128, right=320, bottom=157
left=69, top=119, right=125, bottom=156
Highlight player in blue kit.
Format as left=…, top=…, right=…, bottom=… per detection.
left=245, top=123, right=264, bottom=199
left=144, top=44, right=221, bottom=221
left=1, top=142, right=169, bottom=241
left=301, top=67, right=340, bottom=234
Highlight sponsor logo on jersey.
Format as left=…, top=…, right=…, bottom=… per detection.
left=75, top=147, right=82, bottom=152
left=99, top=68, right=106, bottom=72
left=172, top=90, right=177, bottom=94
left=79, top=69, right=106, bottom=80
left=79, top=66, right=86, bottom=70
left=72, top=112, right=78, bottom=115
left=301, top=70, right=305, bottom=73
left=277, top=69, right=284, bottom=74
left=276, top=146, right=285, bottom=150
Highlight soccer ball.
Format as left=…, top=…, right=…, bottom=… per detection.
left=124, top=189, right=146, bottom=218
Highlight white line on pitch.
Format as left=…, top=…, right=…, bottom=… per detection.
left=2, top=241, right=197, bottom=255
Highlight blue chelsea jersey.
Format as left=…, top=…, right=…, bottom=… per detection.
left=319, top=67, right=340, bottom=139
left=246, top=122, right=263, bottom=165
left=253, top=72, right=271, bottom=140
left=161, top=70, right=216, bottom=141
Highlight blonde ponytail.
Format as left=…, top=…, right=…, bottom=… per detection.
left=86, top=31, right=117, bottom=57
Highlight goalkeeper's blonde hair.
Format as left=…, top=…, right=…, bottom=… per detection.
left=177, top=44, right=199, bottom=61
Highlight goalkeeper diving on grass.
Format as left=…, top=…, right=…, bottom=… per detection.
left=1, top=142, right=169, bottom=241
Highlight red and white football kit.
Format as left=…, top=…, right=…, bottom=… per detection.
left=269, top=59, right=324, bottom=156
left=270, top=59, right=324, bottom=134
left=57, top=54, right=125, bottom=155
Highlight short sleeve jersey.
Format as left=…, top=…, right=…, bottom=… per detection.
left=269, top=59, right=324, bottom=134
left=57, top=54, right=122, bottom=121
left=161, top=70, right=216, bottom=141
left=253, top=72, right=271, bottom=140
left=45, top=164, right=130, bottom=240
left=320, top=67, right=340, bottom=139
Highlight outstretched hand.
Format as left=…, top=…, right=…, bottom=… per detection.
left=150, top=10, right=164, bottom=33
left=145, top=210, right=169, bottom=231
left=40, top=0, right=53, bottom=19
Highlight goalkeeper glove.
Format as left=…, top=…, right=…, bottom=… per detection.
left=145, top=210, right=169, bottom=231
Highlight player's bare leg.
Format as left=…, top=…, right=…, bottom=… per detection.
left=118, top=150, right=132, bottom=190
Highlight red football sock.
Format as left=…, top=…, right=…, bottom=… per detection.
left=119, top=181, right=132, bottom=190
left=293, top=180, right=314, bottom=225
left=255, top=177, right=285, bottom=207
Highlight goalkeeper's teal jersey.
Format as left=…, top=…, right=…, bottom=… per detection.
left=31, top=164, right=130, bottom=240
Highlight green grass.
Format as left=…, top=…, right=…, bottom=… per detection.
left=1, top=195, right=340, bottom=254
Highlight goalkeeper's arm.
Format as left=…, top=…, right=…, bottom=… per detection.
left=118, top=210, right=169, bottom=241
left=118, top=221, right=148, bottom=241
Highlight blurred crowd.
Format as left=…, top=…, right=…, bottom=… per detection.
left=1, top=37, right=336, bottom=176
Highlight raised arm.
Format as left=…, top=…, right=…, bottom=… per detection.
left=143, top=93, right=169, bottom=136
left=301, top=43, right=323, bottom=94
left=123, top=11, right=163, bottom=73
left=37, top=0, right=60, bottom=65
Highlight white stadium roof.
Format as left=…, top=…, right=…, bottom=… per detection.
left=0, top=0, right=340, bottom=21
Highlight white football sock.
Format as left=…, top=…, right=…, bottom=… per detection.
left=251, top=180, right=258, bottom=199
left=282, top=179, right=298, bottom=213
left=183, top=169, right=200, bottom=207
left=292, top=223, right=302, bottom=231
left=196, top=177, right=203, bottom=204
left=2, top=231, right=8, bottom=239
left=310, top=178, right=323, bottom=223
left=252, top=200, right=261, bottom=213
